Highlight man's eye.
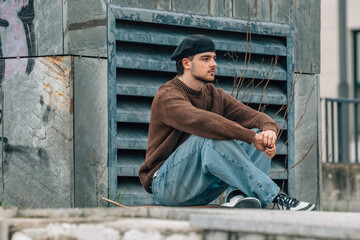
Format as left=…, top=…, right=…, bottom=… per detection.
left=202, top=58, right=209, bottom=61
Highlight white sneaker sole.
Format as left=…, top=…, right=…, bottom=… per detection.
left=221, top=196, right=262, bottom=209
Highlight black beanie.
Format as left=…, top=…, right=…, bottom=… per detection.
left=170, top=34, right=215, bottom=61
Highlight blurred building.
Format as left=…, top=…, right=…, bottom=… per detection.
left=321, top=0, right=360, bottom=211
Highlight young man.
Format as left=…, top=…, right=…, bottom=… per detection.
left=139, top=34, right=315, bottom=211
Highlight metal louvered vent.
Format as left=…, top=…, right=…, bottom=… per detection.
left=107, top=5, right=294, bottom=205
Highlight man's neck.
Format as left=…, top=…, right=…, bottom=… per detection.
left=178, top=73, right=204, bottom=91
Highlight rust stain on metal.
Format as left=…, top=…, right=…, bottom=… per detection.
left=40, top=57, right=73, bottom=115
left=269, top=0, right=273, bottom=22
left=55, top=91, right=64, bottom=97
left=294, top=0, right=299, bottom=7
left=44, top=56, right=69, bottom=80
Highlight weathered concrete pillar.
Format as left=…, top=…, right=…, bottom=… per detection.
left=74, top=57, right=108, bottom=207
left=1, top=56, right=74, bottom=208
left=294, top=74, right=321, bottom=208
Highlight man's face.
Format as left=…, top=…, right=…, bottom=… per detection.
left=189, top=52, right=217, bottom=82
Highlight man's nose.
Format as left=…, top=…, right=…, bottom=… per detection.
left=210, top=59, right=217, bottom=67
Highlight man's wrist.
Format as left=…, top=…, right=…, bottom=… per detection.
left=253, top=133, right=259, bottom=143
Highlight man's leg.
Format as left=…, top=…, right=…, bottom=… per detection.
left=224, top=133, right=273, bottom=204
left=151, top=135, right=228, bottom=206
left=218, top=136, right=315, bottom=211
left=151, top=135, right=279, bottom=207
left=201, top=137, right=279, bottom=207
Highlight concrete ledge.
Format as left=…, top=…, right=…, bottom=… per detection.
left=1, top=207, right=360, bottom=239
left=191, top=210, right=360, bottom=239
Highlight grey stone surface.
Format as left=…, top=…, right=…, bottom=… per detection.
left=16, top=207, right=149, bottom=219
left=111, top=0, right=171, bottom=10
left=67, top=26, right=107, bottom=57
left=171, top=0, right=209, bottom=15
left=231, top=0, right=320, bottom=74
left=294, top=74, right=320, bottom=207
left=13, top=223, right=120, bottom=240
left=233, top=0, right=291, bottom=23
left=65, top=0, right=108, bottom=55
left=63, top=0, right=69, bottom=55
left=291, top=0, right=321, bottom=74
left=35, top=0, right=63, bottom=55
left=322, top=163, right=360, bottom=212
left=1, top=56, right=73, bottom=208
left=74, top=57, right=108, bottom=207
left=209, top=0, right=232, bottom=17
left=191, top=210, right=360, bottom=239
left=68, top=0, right=108, bottom=25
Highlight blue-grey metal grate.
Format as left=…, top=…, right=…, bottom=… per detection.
left=321, top=97, right=360, bottom=164
left=107, top=5, right=295, bottom=205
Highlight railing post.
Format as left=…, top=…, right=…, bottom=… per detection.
left=338, top=101, right=343, bottom=163
left=355, top=103, right=359, bottom=163
left=323, top=97, right=360, bottom=164
left=325, top=99, right=329, bottom=163
left=331, top=101, right=335, bottom=163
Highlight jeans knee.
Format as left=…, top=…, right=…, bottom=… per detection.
left=187, top=135, right=207, bottom=146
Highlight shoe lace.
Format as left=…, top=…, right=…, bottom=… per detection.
left=274, top=194, right=299, bottom=210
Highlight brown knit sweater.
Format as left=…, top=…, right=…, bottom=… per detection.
left=139, top=76, right=279, bottom=193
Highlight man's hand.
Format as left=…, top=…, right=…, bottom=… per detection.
left=253, top=136, right=266, bottom=152
left=253, top=130, right=277, bottom=158
left=257, top=130, right=277, bottom=148
left=264, top=145, right=276, bottom=158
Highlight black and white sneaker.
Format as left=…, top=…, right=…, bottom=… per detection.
left=221, top=195, right=262, bottom=209
left=273, top=193, right=315, bottom=211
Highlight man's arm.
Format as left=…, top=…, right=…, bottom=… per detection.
left=219, top=88, right=279, bottom=158
left=156, top=89, right=257, bottom=144
left=221, top=89, right=280, bottom=135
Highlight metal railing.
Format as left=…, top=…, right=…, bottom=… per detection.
left=321, top=97, right=360, bottom=163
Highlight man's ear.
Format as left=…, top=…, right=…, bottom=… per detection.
left=182, top=58, right=191, bottom=70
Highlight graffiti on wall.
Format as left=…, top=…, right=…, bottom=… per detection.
left=0, top=0, right=36, bottom=84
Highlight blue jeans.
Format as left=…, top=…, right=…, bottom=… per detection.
left=151, top=132, right=280, bottom=208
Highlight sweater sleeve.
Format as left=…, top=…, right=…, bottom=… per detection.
left=157, top=89, right=257, bottom=144
left=220, top=89, right=280, bottom=135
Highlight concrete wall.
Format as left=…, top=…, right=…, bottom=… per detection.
left=65, top=0, right=321, bottom=74
left=1, top=56, right=73, bottom=208
left=74, top=57, right=108, bottom=208
left=0, top=0, right=321, bottom=207
left=0, top=0, right=74, bottom=208
left=322, top=163, right=360, bottom=212
left=0, top=0, right=109, bottom=208
left=294, top=75, right=321, bottom=207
